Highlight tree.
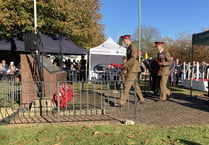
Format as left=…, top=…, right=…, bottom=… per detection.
left=132, top=26, right=161, bottom=59
left=174, top=32, right=192, bottom=63
left=162, top=37, right=179, bottom=58
left=132, top=25, right=209, bottom=63
left=193, top=28, right=209, bottom=62
left=0, top=0, right=105, bottom=48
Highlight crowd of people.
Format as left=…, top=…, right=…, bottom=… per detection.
left=0, top=59, right=20, bottom=80
left=183, top=61, right=209, bottom=80
left=52, top=55, right=87, bottom=82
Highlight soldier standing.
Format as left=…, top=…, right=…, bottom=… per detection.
left=155, top=42, right=172, bottom=102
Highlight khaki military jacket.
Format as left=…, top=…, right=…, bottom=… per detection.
left=122, top=43, right=140, bottom=73
left=157, top=49, right=172, bottom=76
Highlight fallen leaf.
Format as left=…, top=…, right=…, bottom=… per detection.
left=203, top=135, right=209, bottom=139
left=170, top=130, right=177, bottom=133
left=75, top=137, right=81, bottom=141
left=126, top=134, right=135, bottom=140
left=36, top=138, right=49, bottom=142
left=55, top=136, right=66, bottom=142
left=1, top=136, right=8, bottom=139
left=18, top=141, right=30, bottom=145
left=104, top=133, right=114, bottom=137
left=161, top=139, right=171, bottom=143
left=13, top=140, right=20, bottom=144
left=81, top=125, right=89, bottom=130
left=143, top=139, right=151, bottom=144
left=93, top=131, right=101, bottom=136
left=128, top=142, right=135, bottom=145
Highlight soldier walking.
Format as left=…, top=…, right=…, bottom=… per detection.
left=115, top=35, right=144, bottom=107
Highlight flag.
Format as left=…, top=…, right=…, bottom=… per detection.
left=145, top=52, right=149, bottom=59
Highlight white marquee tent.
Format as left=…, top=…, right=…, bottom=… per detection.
left=88, top=37, right=126, bottom=80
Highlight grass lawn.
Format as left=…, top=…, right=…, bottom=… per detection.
left=0, top=124, right=209, bottom=145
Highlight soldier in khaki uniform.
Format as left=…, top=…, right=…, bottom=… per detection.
left=155, top=41, right=172, bottom=101
left=115, top=35, right=144, bottom=107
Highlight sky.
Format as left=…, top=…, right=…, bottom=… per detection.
left=100, top=0, right=209, bottom=42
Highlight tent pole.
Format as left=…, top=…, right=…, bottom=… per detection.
left=88, top=51, right=91, bottom=81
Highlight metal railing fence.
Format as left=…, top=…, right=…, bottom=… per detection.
left=0, top=74, right=140, bottom=124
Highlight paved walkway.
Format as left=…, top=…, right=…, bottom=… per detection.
left=134, top=92, right=209, bottom=126
left=102, top=88, right=209, bottom=126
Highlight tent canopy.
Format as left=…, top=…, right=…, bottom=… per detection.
left=0, top=33, right=87, bottom=55
left=192, top=30, right=209, bottom=46
left=88, top=37, right=126, bottom=80
left=90, top=37, right=126, bottom=55
left=40, top=34, right=87, bottom=55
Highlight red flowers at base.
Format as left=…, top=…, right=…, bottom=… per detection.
left=52, top=83, right=74, bottom=108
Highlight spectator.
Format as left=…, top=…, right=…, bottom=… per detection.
left=175, top=58, right=181, bottom=85
left=7, top=61, right=16, bottom=75
left=169, top=56, right=176, bottom=86
left=104, top=64, right=115, bottom=81
left=80, top=55, right=86, bottom=81
left=66, top=59, right=71, bottom=67
left=53, top=56, right=60, bottom=66
left=0, top=60, right=8, bottom=78
left=61, top=62, right=68, bottom=72
left=0, top=63, right=5, bottom=78
left=1, top=59, right=8, bottom=70
left=53, top=61, right=58, bottom=67
left=68, top=63, right=76, bottom=82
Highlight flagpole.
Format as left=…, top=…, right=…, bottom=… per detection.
left=34, top=0, right=37, bottom=33
left=34, top=0, right=44, bottom=98
left=138, top=0, right=141, bottom=61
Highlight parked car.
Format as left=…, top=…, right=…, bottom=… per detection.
left=93, top=64, right=121, bottom=81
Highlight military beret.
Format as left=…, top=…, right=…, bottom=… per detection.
left=120, top=35, right=131, bottom=39
left=154, top=41, right=164, bottom=46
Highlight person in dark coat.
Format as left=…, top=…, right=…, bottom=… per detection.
left=149, top=58, right=160, bottom=95
left=175, top=58, right=181, bottom=85
left=169, top=56, right=176, bottom=86
left=80, top=55, right=86, bottom=81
